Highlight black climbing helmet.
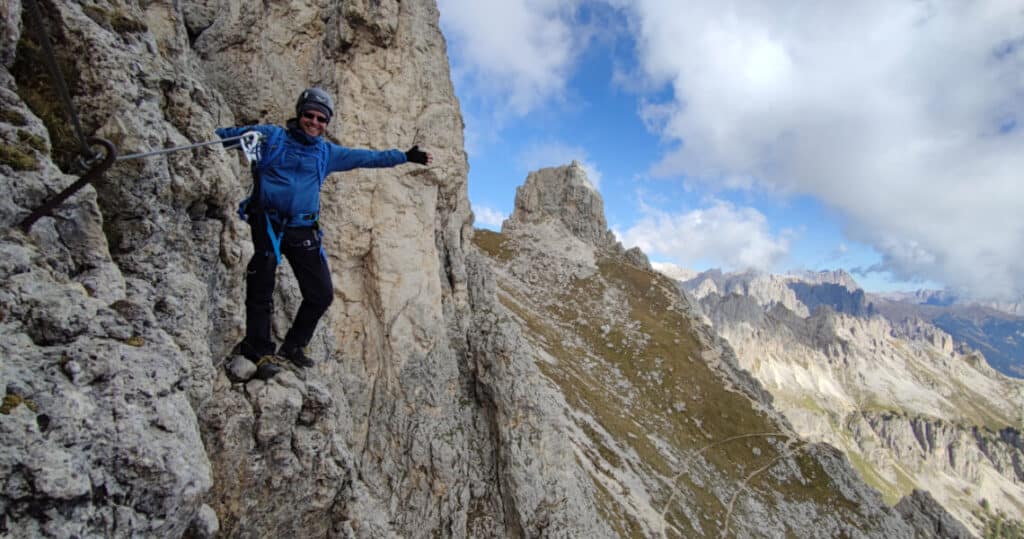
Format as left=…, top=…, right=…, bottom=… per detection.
left=295, top=87, right=334, bottom=121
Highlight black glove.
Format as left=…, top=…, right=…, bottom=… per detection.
left=405, top=145, right=430, bottom=165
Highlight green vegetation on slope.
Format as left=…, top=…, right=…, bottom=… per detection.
left=474, top=231, right=868, bottom=537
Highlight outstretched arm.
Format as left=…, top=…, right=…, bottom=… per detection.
left=327, top=144, right=433, bottom=172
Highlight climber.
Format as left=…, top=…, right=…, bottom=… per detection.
left=217, top=87, right=432, bottom=379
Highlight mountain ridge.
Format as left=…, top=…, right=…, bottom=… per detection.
left=682, top=268, right=1024, bottom=379
left=678, top=267, right=1024, bottom=534
left=471, top=163, right=973, bottom=537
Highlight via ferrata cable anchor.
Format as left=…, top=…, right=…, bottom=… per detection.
left=19, top=137, right=117, bottom=233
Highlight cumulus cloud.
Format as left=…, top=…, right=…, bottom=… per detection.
left=474, top=206, right=508, bottom=229
left=620, top=201, right=791, bottom=272
left=438, top=0, right=583, bottom=116
left=618, top=0, right=1024, bottom=300
left=519, top=141, right=603, bottom=189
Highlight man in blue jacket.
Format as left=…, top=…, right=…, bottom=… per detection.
left=217, top=87, right=431, bottom=378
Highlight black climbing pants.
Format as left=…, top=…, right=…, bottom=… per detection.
left=243, top=215, right=333, bottom=357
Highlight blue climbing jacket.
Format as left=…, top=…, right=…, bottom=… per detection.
left=216, top=122, right=407, bottom=261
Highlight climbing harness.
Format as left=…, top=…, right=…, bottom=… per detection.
left=16, top=0, right=265, bottom=232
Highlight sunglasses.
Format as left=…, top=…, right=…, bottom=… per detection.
left=302, top=111, right=329, bottom=124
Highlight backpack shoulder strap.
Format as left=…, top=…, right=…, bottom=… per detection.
left=316, top=139, right=331, bottom=182
left=255, top=126, right=287, bottom=175
left=238, top=126, right=285, bottom=222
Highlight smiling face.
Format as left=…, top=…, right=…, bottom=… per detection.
left=299, top=110, right=329, bottom=137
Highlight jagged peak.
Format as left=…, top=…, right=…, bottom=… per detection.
left=504, top=162, right=617, bottom=250
left=789, top=269, right=862, bottom=292
left=682, top=268, right=872, bottom=319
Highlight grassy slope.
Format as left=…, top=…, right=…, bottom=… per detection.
left=474, top=230, right=875, bottom=537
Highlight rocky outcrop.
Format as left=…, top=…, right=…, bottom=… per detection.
left=788, top=282, right=871, bottom=317
left=651, top=261, right=697, bottom=283
left=504, top=161, right=619, bottom=252
left=685, top=269, right=813, bottom=317
left=859, top=413, right=1024, bottom=486
left=794, top=269, right=862, bottom=292
left=895, top=490, right=973, bottom=539
left=866, top=292, right=1024, bottom=379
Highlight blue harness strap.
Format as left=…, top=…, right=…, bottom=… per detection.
left=265, top=213, right=287, bottom=264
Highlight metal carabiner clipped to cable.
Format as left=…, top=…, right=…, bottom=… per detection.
left=238, top=131, right=264, bottom=164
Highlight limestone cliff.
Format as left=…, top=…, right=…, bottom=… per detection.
left=1, top=1, right=602, bottom=536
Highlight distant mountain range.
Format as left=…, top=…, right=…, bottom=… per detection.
left=869, top=298, right=1024, bottom=378
left=675, top=268, right=1024, bottom=379
left=880, top=289, right=1024, bottom=317
left=675, top=268, right=1024, bottom=534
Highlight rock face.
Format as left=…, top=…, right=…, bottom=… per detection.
left=505, top=161, right=620, bottom=252
left=687, top=270, right=814, bottom=317
left=1, top=1, right=603, bottom=537
left=895, top=490, right=973, bottom=539
left=688, top=269, right=1024, bottom=534
left=685, top=269, right=869, bottom=318
left=474, top=163, right=969, bottom=537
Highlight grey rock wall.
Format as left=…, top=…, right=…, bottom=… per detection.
left=895, top=489, right=974, bottom=539
left=1, top=0, right=607, bottom=537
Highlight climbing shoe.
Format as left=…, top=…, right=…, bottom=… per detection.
left=232, top=339, right=273, bottom=362
left=278, top=343, right=315, bottom=369
left=253, top=355, right=284, bottom=380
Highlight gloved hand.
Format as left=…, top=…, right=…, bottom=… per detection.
left=405, top=145, right=432, bottom=165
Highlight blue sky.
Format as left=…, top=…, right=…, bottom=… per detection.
left=436, top=0, right=1023, bottom=299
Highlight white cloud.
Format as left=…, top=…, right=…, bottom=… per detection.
left=437, top=0, right=583, bottom=116
left=474, top=206, right=508, bottom=229
left=618, top=0, right=1024, bottom=300
left=519, top=141, right=603, bottom=189
left=620, top=201, right=791, bottom=272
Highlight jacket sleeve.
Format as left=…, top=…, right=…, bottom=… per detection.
left=326, top=144, right=408, bottom=173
